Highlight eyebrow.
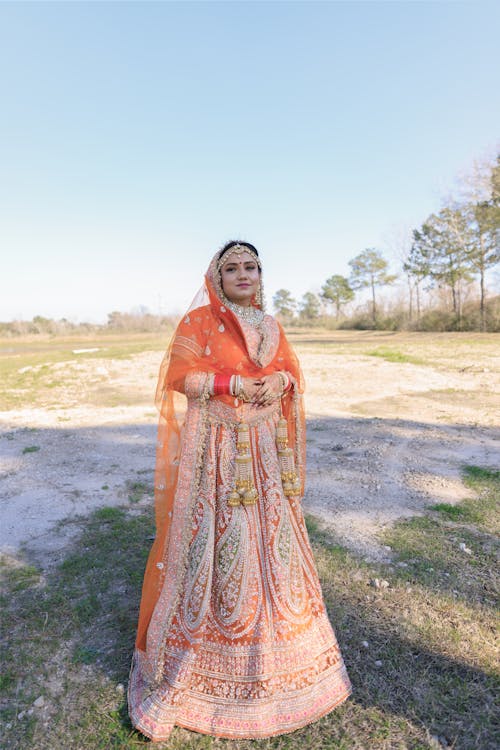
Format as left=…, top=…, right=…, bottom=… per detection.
left=223, top=261, right=257, bottom=268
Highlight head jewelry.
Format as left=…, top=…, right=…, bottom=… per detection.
left=216, top=243, right=262, bottom=273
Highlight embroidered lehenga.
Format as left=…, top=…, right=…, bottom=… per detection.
left=128, top=250, right=353, bottom=741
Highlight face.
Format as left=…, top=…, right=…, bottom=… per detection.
left=219, top=250, right=261, bottom=306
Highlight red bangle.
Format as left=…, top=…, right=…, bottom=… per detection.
left=213, top=373, right=231, bottom=395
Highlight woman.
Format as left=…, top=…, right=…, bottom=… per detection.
left=128, top=241, right=353, bottom=741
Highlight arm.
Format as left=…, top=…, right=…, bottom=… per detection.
left=168, top=323, right=245, bottom=398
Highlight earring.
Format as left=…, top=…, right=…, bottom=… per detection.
left=255, top=278, right=265, bottom=309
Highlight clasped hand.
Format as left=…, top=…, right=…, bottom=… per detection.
left=241, top=373, right=284, bottom=407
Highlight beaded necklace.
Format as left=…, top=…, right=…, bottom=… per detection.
left=224, top=298, right=265, bottom=327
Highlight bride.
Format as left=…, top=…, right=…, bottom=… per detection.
left=128, top=240, right=353, bottom=741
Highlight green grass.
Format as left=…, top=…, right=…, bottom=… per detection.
left=429, top=465, right=499, bottom=534
left=366, top=347, right=428, bottom=365
left=0, top=506, right=153, bottom=748
left=22, top=445, right=41, bottom=454
left=379, top=465, right=499, bottom=607
left=2, top=563, right=41, bottom=591
left=1, top=464, right=498, bottom=749
left=126, top=480, right=153, bottom=504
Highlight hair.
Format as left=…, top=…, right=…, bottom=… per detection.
left=217, top=240, right=261, bottom=270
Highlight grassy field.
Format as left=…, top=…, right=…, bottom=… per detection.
left=1, top=329, right=499, bottom=411
left=1, top=466, right=498, bottom=749
left=0, top=332, right=170, bottom=410
left=1, top=330, right=499, bottom=749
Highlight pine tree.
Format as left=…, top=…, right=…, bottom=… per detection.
left=320, top=275, right=354, bottom=318
left=348, top=249, right=397, bottom=325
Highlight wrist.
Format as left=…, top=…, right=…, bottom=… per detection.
left=213, top=373, right=242, bottom=397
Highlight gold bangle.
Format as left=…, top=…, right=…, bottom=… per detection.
left=277, top=371, right=288, bottom=393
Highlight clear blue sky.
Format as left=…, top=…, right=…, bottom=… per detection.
left=1, top=0, right=499, bottom=323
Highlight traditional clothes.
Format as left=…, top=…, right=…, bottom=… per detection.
left=128, top=249, right=353, bottom=741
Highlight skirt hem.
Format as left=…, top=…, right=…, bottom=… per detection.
left=130, top=684, right=353, bottom=742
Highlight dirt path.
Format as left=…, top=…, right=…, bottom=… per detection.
left=1, top=346, right=499, bottom=568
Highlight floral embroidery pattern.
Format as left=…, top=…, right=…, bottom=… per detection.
left=128, top=263, right=352, bottom=742
left=238, top=315, right=280, bottom=368
left=128, top=404, right=352, bottom=741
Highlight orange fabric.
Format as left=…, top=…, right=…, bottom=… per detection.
left=134, top=253, right=306, bottom=651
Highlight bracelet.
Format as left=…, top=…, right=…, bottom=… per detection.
left=277, top=371, right=291, bottom=394
left=213, top=374, right=232, bottom=396
left=221, top=373, right=242, bottom=397
left=232, top=374, right=242, bottom=397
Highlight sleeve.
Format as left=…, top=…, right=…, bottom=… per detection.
left=165, top=314, right=214, bottom=397
left=184, top=371, right=215, bottom=398
left=275, top=319, right=303, bottom=393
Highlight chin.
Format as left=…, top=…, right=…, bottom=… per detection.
left=229, top=291, right=254, bottom=304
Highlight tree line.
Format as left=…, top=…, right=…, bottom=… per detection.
left=2, top=153, right=498, bottom=337
left=274, top=154, right=499, bottom=332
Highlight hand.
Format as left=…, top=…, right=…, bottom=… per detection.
left=240, top=377, right=264, bottom=402
left=253, top=373, right=283, bottom=407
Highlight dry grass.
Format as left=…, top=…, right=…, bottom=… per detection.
left=1, top=329, right=499, bottom=749
left=1, top=465, right=498, bottom=749
left=2, top=329, right=499, bottom=411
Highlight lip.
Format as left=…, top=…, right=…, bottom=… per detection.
left=236, top=283, right=250, bottom=287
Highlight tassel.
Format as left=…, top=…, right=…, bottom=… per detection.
left=228, top=422, right=258, bottom=506
left=276, top=415, right=301, bottom=497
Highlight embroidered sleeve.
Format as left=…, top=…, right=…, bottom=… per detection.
left=171, top=334, right=204, bottom=360
left=184, top=371, right=215, bottom=399
left=166, top=310, right=213, bottom=395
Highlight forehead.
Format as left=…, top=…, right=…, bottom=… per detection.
left=220, top=250, right=258, bottom=267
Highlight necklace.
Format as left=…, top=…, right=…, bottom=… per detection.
left=224, top=298, right=265, bottom=326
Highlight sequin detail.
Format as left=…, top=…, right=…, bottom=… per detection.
left=128, top=404, right=352, bottom=741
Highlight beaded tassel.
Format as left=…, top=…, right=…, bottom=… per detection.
left=276, top=416, right=301, bottom=497
left=227, top=422, right=258, bottom=506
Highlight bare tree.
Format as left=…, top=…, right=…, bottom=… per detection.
left=382, top=224, right=419, bottom=322
left=444, top=150, right=500, bottom=330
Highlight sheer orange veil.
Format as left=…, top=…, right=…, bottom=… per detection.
left=134, top=248, right=306, bottom=653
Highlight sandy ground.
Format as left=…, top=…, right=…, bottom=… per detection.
left=1, top=344, right=499, bottom=568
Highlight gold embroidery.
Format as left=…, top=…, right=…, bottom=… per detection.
left=172, top=335, right=203, bottom=358
left=129, top=401, right=352, bottom=740
left=238, top=315, right=280, bottom=367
